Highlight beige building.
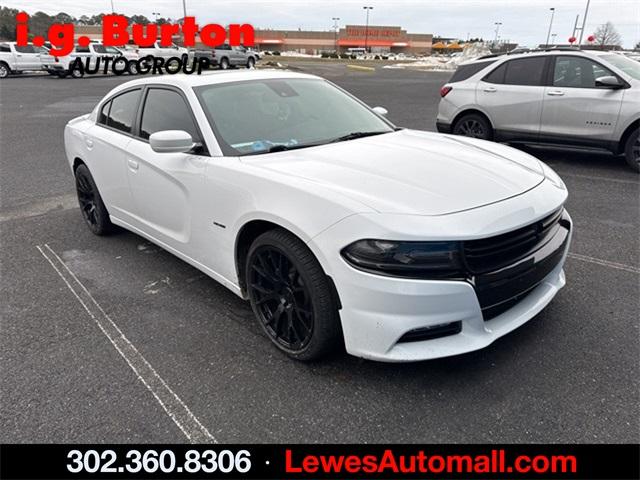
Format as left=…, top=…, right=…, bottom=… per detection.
left=73, top=24, right=432, bottom=55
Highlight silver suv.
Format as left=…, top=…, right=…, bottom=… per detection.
left=436, top=49, right=640, bottom=171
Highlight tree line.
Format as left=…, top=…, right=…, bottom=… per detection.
left=0, top=6, right=173, bottom=40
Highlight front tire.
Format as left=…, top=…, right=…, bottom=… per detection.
left=128, top=61, right=139, bottom=75
left=453, top=113, right=493, bottom=140
left=246, top=57, right=255, bottom=69
left=246, top=229, right=341, bottom=361
left=0, top=62, right=10, bottom=79
left=75, top=164, right=115, bottom=235
left=623, top=128, right=639, bottom=173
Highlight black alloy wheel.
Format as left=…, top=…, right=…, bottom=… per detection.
left=453, top=113, right=493, bottom=140
left=246, top=229, right=341, bottom=361
left=249, top=246, right=314, bottom=350
left=75, top=164, right=114, bottom=235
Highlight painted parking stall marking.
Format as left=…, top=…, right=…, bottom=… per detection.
left=567, top=252, right=640, bottom=274
left=36, top=243, right=215, bottom=444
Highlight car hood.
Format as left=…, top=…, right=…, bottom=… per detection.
left=245, top=129, right=545, bottom=216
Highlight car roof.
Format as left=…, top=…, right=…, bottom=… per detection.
left=111, top=69, right=320, bottom=92
left=461, top=48, right=606, bottom=66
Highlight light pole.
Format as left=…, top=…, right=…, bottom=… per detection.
left=182, top=0, right=187, bottom=20
left=578, top=0, right=591, bottom=45
left=493, top=22, right=502, bottom=46
left=363, top=6, right=373, bottom=53
left=545, top=8, right=555, bottom=47
left=110, top=0, right=115, bottom=13
left=332, top=17, right=340, bottom=52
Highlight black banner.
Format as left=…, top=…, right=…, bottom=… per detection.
left=1, top=444, right=638, bottom=480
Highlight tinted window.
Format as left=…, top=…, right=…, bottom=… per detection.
left=553, top=56, right=616, bottom=88
left=75, top=46, right=90, bottom=53
left=92, top=44, right=107, bottom=54
left=98, top=101, right=111, bottom=125
left=450, top=60, right=496, bottom=83
left=484, top=62, right=507, bottom=84
left=107, top=89, right=141, bottom=133
left=0, top=45, right=10, bottom=53
left=140, top=89, right=201, bottom=142
left=15, top=45, right=37, bottom=53
left=503, top=57, right=546, bottom=86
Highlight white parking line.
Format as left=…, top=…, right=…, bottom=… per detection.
left=568, top=252, right=640, bottom=274
left=36, top=243, right=216, bottom=444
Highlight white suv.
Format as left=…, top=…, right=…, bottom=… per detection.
left=437, top=49, right=640, bottom=171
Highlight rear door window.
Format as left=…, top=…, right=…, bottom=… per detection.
left=449, top=60, right=496, bottom=83
left=484, top=62, right=507, bottom=84
left=98, top=101, right=111, bottom=125
left=503, top=57, right=546, bottom=86
left=106, top=89, right=141, bottom=134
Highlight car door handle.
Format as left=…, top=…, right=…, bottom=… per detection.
left=547, top=90, right=565, bottom=96
left=84, top=138, right=93, bottom=148
left=127, top=158, right=139, bottom=171
left=484, top=87, right=497, bottom=92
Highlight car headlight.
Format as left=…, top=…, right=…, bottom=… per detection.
left=341, top=239, right=464, bottom=278
left=541, top=162, right=566, bottom=190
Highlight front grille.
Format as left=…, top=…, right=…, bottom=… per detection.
left=464, top=209, right=570, bottom=321
left=463, top=208, right=564, bottom=274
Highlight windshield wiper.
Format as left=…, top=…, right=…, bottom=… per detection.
left=241, top=142, right=320, bottom=156
left=328, top=131, right=391, bottom=143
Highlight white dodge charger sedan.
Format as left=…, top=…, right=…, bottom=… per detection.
left=64, top=70, right=572, bottom=362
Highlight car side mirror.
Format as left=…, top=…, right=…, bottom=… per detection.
left=595, top=75, right=623, bottom=89
left=149, top=130, right=194, bottom=153
left=372, top=106, right=388, bottom=116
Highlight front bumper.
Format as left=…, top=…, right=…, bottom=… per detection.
left=309, top=180, right=571, bottom=362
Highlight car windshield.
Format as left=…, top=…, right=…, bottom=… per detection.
left=598, top=54, right=640, bottom=81
left=194, top=78, right=394, bottom=156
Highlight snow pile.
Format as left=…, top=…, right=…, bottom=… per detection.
left=383, top=42, right=492, bottom=71
left=278, top=51, right=321, bottom=58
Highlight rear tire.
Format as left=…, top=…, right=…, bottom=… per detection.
left=128, top=62, right=139, bottom=75
left=453, top=113, right=493, bottom=140
left=70, top=66, right=84, bottom=79
left=220, top=57, right=230, bottom=70
left=74, top=164, right=115, bottom=235
left=623, top=128, right=640, bottom=173
left=246, top=229, right=341, bottom=361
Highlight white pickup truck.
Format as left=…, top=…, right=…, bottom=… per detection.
left=131, top=41, right=190, bottom=60
left=0, top=42, right=43, bottom=78
left=41, top=42, right=140, bottom=78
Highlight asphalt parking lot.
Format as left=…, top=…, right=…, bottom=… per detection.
left=1, top=62, right=638, bottom=443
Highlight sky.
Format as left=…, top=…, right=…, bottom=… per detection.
left=8, top=0, right=640, bottom=48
